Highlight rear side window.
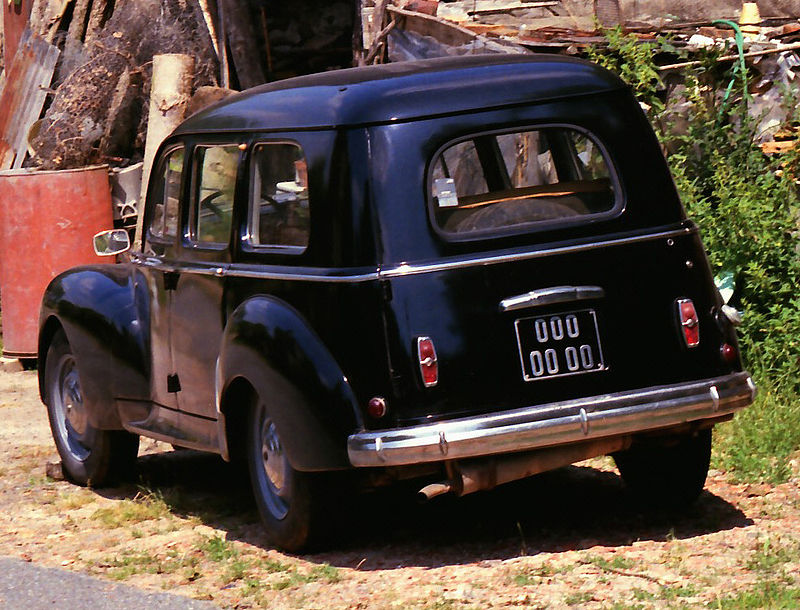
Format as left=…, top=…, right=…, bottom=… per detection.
left=430, top=127, right=618, bottom=236
left=247, top=142, right=309, bottom=252
left=145, top=146, right=183, bottom=256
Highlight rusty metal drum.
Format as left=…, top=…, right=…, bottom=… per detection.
left=0, top=165, right=114, bottom=357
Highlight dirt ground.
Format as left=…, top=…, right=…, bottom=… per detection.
left=1, top=366, right=799, bottom=609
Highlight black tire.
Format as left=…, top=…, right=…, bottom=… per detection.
left=613, top=429, right=712, bottom=509
left=44, top=329, right=139, bottom=487
left=245, top=396, right=324, bottom=552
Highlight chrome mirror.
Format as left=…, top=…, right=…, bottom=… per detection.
left=93, top=229, right=130, bottom=256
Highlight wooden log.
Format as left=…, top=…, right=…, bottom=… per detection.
left=29, top=0, right=72, bottom=43
left=658, top=41, right=800, bottom=71
left=84, top=0, right=109, bottom=45
left=217, top=0, right=265, bottom=89
left=135, top=53, right=193, bottom=249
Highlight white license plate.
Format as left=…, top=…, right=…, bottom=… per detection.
left=514, top=309, right=605, bottom=381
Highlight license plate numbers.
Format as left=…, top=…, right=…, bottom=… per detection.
left=515, top=309, right=605, bottom=381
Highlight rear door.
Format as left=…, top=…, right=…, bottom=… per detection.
left=370, top=116, right=728, bottom=425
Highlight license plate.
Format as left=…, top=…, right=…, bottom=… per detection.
left=514, top=309, right=605, bottom=381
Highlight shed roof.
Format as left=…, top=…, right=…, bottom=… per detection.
left=174, top=54, right=626, bottom=134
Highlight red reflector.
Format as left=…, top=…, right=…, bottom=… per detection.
left=721, top=343, right=738, bottom=364
left=677, top=298, right=700, bottom=347
left=367, top=396, right=387, bottom=419
left=416, top=336, right=438, bottom=387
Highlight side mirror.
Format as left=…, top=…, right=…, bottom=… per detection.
left=93, top=229, right=130, bottom=256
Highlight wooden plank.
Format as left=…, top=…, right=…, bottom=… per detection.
left=467, top=2, right=558, bottom=16
left=387, top=5, right=478, bottom=47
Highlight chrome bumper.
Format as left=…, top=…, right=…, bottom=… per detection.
left=347, top=372, right=756, bottom=467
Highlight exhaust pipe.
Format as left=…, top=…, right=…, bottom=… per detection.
left=418, top=436, right=631, bottom=501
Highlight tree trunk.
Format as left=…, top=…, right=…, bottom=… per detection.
left=135, top=53, right=194, bottom=249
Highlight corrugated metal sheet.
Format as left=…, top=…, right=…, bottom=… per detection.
left=0, top=29, right=60, bottom=170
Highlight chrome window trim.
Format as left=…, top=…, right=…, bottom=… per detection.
left=347, top=372, right=756, bottom=467
left=132, top=225, right=694, bottom=283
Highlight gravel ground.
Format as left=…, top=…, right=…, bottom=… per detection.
left=1, top=366, right=799, bottom=609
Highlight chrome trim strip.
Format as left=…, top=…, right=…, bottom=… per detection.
left=130, top=225, right=694, bottom=283
left=131, top=254, right=380, bottom=283
left=347, top=372, right=755, bottom=467
left=501, top=285, right=605, bottom=312
left=223, top=268, right=380, bottom=283
left=379, top=226, right=694, bottom=279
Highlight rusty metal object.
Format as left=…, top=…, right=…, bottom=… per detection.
left=0, top=29, right=60, bottom=170
left=0, top=165, right=114, bottom=357
left=2, top=0, right=33, bottom=64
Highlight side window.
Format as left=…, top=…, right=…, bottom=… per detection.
left=190, top=145, right=240, bottom=245
left=145, top=146, right=183, bottom=256
left=430, top=127, right=618, bottom=236
left=247, top=142, right=309, bottom=251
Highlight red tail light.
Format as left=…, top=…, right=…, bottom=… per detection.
left=677, top=298, right=700, bottom=347
left=416, top=336, right=438, bottom=387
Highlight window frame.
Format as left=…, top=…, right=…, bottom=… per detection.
left=426, top=123, right=624, bottom=242
left=243, top=139, right=310, bottom=256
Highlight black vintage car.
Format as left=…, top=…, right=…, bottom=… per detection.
left=39, top=55, right=755, bottom=551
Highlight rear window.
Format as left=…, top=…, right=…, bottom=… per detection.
left=429, top=126, right=619, bottom=237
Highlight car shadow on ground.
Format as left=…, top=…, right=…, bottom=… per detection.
left=102, top=448, right=753, bottom=570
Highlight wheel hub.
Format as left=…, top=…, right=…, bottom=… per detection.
left=258, top=413, right=290, bottom=520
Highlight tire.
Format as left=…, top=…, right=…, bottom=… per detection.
left=44, top=329, right=139, bottom=487
left=613, top=429, right=712, bottom=509
left=246, top=396, right=323, bottom=552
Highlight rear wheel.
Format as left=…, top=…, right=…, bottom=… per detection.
left=45, top=330, right=139, bottom=486
left=613, top=429, right=712, bottom=509
left=246, top=396, right=324, bottom=552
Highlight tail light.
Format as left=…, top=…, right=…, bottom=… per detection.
left=416, top=336, right=438, bottom=387
left=677, top=298, right=700, bottom=347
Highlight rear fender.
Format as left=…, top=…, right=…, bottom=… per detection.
left=219, top=296, right=362, bottom=471
left=38, top=265, right=149, bottom=429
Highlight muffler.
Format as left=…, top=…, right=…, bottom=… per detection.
left=418, top=436, right=630, bottom=500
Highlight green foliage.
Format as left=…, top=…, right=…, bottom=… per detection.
left=586, top=27, right=665, bottom=115
left=591, top=28, right=800, bottom=482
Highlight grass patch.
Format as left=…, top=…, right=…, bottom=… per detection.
left=55, top=490, right=95, bottom=511
left=271, top=564, right=341, bottom=591
left=714, top=387, right=800, bottom=484
left=713, top=580, right=800, bottom=608
left=564, top=591, right=593, bottom=605
left=198, top=535, right=238, bottom=562
left=102, top=549, right=197, bottom=580
left=660, top=583, right=698, bottom=600
left=91, top=490, right=171, bottom=528
left=744, top=538, right=799, bottom=575
left=585, top=554, right=636, bottom=572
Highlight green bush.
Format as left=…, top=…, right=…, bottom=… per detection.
left=592, top=28, right=800, bottom=482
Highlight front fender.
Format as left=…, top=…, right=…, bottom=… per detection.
left=219, top=296, right=362, bottom=471
left=38, top=264, right=149, bottom=429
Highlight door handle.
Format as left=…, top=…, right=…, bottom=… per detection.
left=500, top=285, right=604, bottom=312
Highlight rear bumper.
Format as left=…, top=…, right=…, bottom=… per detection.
left=347, top=372, right=756, bottom=467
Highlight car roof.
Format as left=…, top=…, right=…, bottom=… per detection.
left=174, top=54, right=627, bottom=135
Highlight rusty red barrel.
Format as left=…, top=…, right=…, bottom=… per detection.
left=0, top=165, right=114, bottom=357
